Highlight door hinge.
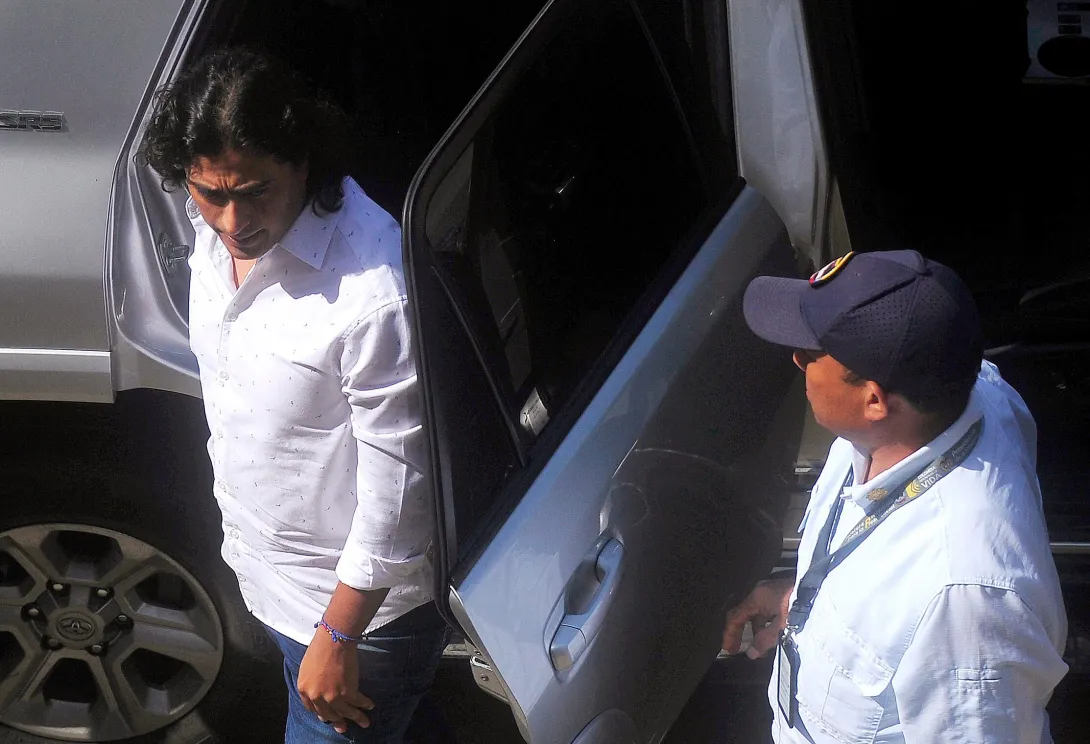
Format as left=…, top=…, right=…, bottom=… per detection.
left=469, top=650, right=508, bottom=703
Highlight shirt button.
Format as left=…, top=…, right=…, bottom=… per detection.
left=226, top=312, right=237, bottom=322
left=219, top=371, right=229, bottom=380
left=230, top=529, right=240, bottom=539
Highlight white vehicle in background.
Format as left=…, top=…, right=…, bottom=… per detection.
left=2, top=0, right=1087, bottom=742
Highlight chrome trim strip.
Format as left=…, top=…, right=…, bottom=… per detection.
left=0, top=348, right=113, bottom=403
left=1051, top=542, right=1090, bottom=555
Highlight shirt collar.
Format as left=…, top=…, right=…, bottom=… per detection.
left=275, top=201, right=342, bottom=270
left=186, top=197, right=341, bottom=270
left=842, top=383, right=986, bottom=508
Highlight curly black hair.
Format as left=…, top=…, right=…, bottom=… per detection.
left=136, top=47, right=355, bottom=213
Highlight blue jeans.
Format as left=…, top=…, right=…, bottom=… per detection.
left=267, top=602, right=450, bottom=744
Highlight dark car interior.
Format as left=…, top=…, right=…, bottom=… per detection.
left=823, top=0, right=1090, bottom=343
left=207, top=0, right=544, bottom=217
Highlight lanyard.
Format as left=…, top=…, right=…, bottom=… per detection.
left=786, top=417, right=984, bottom=635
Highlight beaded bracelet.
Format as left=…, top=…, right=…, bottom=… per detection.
left=314, top=618, right=364, bottom=644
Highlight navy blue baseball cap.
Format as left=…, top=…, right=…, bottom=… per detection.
left=743, top=250, right=983, bottom=403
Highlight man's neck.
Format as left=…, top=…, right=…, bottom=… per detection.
left=232, top=256, right=259, bottom=288
left=863, top=443, right=919, bottom=483
left=860, top=414, right=957, bottom=483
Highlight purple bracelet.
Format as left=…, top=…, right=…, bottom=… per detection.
left=314, top=618, right=364, bottom=644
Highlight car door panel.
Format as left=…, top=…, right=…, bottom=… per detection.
left=404, top=0, right=808, bottom=740
left=446, top=190, right=802, bottom=742
left=571, top=710, right=640, bottom=744
left=729, top=0, right=836, bottom=267
left=106, top=0, right=228, bottom=399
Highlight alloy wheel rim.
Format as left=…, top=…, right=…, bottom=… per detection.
left=0, top=523, right=224, bottom=742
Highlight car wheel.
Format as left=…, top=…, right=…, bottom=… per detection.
left=0, top=459, right=285, bottom=743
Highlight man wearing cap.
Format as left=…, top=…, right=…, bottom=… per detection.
left=722, top=250, right=1068, bottom=743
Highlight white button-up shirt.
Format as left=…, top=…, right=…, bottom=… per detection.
left=771, top=361, right=1068, bottom=743
left=187, top=178, right=433, bottom=645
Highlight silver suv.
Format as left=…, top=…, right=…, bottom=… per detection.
left=2, top=1, right=1087, bottom=743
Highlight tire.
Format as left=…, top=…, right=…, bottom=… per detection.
left=0, top=397, right=285, bottom=744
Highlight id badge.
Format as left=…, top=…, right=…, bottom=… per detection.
left=777, top=633, right=800, bottom=728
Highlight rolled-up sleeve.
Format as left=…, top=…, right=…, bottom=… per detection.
left=334, top=297, right=433, bottom=591
left=895, top=584, right=1068, bottom=743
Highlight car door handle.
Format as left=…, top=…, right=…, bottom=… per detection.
left=549, top=539, right=625, bottom=671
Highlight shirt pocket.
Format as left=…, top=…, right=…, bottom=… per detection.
left=796, top=625, right=894, bottom=744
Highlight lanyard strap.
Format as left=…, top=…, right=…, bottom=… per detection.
left=786, top=417, right=984, bottom=634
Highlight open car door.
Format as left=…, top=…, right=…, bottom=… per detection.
left=729, top=0, right=847, bottom=268
left=403, top=0, right=817, bottom=740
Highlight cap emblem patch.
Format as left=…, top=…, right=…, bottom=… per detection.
left=809, top=252, right=856, bottom=287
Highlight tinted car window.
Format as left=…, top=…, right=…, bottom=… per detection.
left=415, top=0, right=740, bottom=562
left=633, top=0, right=737, bottom=193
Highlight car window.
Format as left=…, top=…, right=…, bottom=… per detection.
left=632, top=0, right=737, bottom=194
left=413, top=0, right=741, bottom=566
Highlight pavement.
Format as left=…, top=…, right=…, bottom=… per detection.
left=424, top=653, right=777, bottom=744
left=426, top=654, right=1090, bottom=744
left=1, top=654, right=1085, bottom=743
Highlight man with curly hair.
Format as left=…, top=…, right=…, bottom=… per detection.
left=138, top=48, right=446, bottom=743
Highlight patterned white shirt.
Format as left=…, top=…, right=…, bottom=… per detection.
left=187, top=177, right=433, bottom=645
left=771, top=361, right=1068, bottom=743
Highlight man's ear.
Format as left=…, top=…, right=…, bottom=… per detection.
left=862, top=381, right=890, bottom=423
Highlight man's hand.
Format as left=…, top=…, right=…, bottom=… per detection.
left=297, top=630, right=375, bottom=734
left=722, top=577, right=795, bottom=659
left=299, top=582, right=388, bottom=732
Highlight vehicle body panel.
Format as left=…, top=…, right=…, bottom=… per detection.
left=108, top=1, right=209, bottom=399
left=0, top=1, right=188, bottom=401
left=728, top=0, right=835, bottom=265
left=0, top=348, right=112, bottom=403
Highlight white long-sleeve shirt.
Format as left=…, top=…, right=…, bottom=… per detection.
left=771, top=361, right=1068, bottom=743
left=187, top=177, right=433, bottom=645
